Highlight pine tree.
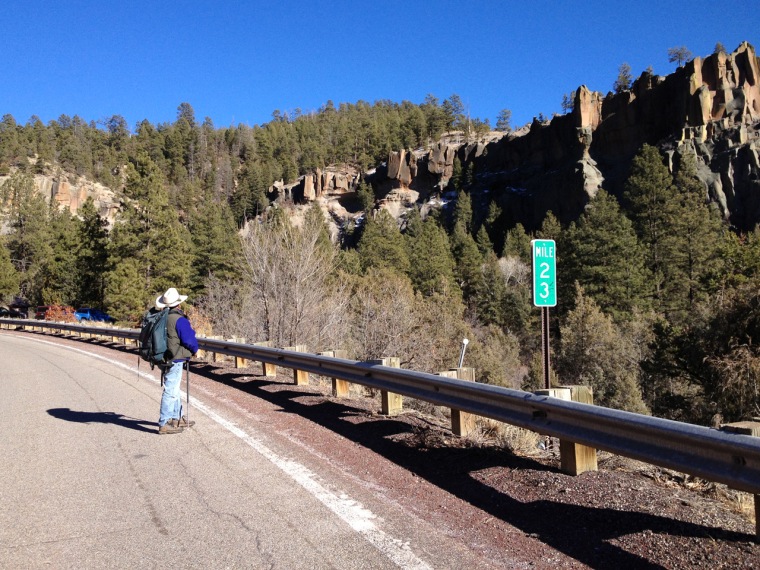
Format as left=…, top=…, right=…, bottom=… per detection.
left=662, top=150, right=724, bottom=323
left=0, top=114, right=24, bottom=171
left=558, top=284, right=649, bottom=413
left=403, top=206, right=424, bottom=238
left=485, top=200, right=506, bottom=255
left=450, top=223, right=483, bottom=302
left=561, top=189, right=650, bottom=320
left=406, top=218, right=458, bottom=297
left=104, top=258, right=145, bottom=323
left=76, top=197, right=109, bottom=307
left=357, top=210, right=410, bottom=274
left=303, top=201, right=333, bottom=253
left=0, top=237, right=20, bottom=301
left=496, top=109, right=512, bottom=132
left=2, top=172, right=53, bottom=303
left=37, top=206, right=79, bottom=304
left=452, top=190, right=473, bottom=234
left=614, top=63, right=633, bottom=93
left=624, top=143, right=676, bottom=304
left=667, top=46, right=693, bottom=67
left=475, top=225, right=494, bottom=257
left=189, top=190, right=243, bottom=294
left=503, top=223, right=531, bottom=263
left=356, top=181, right=375, bottom=213
left=449, top=157, right=464, bottom=192
left=106, top=152, right=193, bottom=317
left=475, top=252, right=509, bottom=326
left=536, top=211, right=562, bottom=241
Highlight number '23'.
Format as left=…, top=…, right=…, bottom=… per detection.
left=538, top=262, right=551, bottom=299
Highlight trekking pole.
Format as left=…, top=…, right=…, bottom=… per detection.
left=185, top=360, right=190, bottom=426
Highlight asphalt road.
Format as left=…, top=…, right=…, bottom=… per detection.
left=0, top=332, right=466, bottom=570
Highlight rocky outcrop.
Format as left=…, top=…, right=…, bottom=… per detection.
left=375, top=42, right=760, bottom=231
left=270, top=166, right=361, bottom=204
left=270, top=43, right=760, bottom=232
left=0, top=172, right=119, bottom=224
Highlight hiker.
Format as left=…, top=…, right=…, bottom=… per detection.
left=155, top=287, right=198, bottom=435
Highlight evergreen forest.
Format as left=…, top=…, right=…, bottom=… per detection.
left=1, top=99, right=759, bottom=428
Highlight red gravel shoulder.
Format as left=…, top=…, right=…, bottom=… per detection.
left=16, top=333, right=759, bottom=569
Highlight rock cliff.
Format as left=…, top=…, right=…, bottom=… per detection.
left=278, top=42, right=760, bottom=233
left=0, top=171, right=119, bottom=224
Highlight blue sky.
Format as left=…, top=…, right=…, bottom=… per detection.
left=1, top=1, right=757, bottom=131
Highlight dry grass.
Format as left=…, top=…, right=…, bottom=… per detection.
left=475, top=418, right=542, bottom=456
left=735, top=492, right=757, bottom=526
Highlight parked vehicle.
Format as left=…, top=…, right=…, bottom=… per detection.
left=74, top=307, right=116, bottom=323
left=8, top=300, right=29, bottom=318
left=9, top=307, right=27, bottom=318
left=35, top=305, right=52, bottom=320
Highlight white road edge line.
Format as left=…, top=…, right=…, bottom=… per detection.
left=5, top=333, right=433, bottom=570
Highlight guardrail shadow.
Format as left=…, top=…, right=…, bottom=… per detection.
left=47, top=408, right=156, bottom=434
left=189, top=362, right=756, bottom=568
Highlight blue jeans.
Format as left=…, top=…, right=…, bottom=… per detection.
left=158, top=361, right=185, bottom=426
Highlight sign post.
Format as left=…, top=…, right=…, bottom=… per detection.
left=532, top=239, right=557, bottom=389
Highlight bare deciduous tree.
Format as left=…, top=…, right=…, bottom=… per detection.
left=349, top=268, right=419, bottom=362
left=239, top=212, right=348, bottom=350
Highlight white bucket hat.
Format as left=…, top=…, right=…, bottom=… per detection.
left=155, top=287, right=188, bottom=309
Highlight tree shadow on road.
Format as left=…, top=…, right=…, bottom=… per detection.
left=47, top=408, right=156, bottom=434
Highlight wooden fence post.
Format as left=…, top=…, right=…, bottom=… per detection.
left=372, top=357, right=402, bottom=415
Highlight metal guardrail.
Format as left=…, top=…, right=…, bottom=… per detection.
left=3, top=318, right=760, bottom=498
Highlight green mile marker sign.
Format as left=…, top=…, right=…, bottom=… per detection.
left=531, top=239, right=557, bottom=307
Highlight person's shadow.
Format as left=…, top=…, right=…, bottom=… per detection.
left=47, top=408, right=156, bottom=433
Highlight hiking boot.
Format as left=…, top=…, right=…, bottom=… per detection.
left=158, top=423, right=184, bottom=435
left=171, top=416, right=195, bottom=428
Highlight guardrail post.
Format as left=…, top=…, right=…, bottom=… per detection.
left=554, top=385, right=598, bottom=475
left=284, top=345, right=309, bottom=385
left=320, top=350, right=350, bottom=397
left=451, top=367, right=477, bottom=437
left=254, top=341, right=277, bottom=377
left=720, top=420, right=760, bottom=540
left=210, top=336, right=223, bottom=362
left=373, top=357, right=402, bottom=415
left=234, top=338, right=247, bottom=368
